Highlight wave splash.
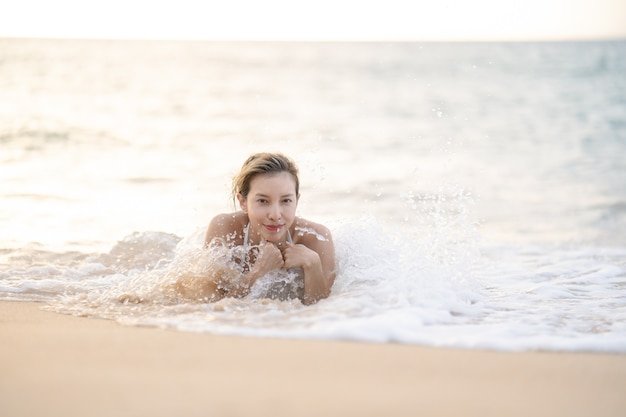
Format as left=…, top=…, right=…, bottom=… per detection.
left=1, top=210, right=625, bottom=353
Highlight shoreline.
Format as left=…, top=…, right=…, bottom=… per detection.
left=1, top=300, right=625, bottom=417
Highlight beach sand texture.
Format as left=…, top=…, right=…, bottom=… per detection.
left=1, top=301, right=625, bottom=417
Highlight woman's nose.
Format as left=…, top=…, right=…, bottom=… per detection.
left=268, top=203, right=281, bottom=220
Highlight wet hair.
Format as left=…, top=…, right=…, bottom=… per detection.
left=232, top=152, right=300, bottom=202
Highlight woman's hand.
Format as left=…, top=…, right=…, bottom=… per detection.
left=283, top=243, right=335, bottom=304
left=250, top=241, right=285, bottom=276
left=282, top=243, right=319, bottom=270
left=228, top=241, right=284, bottom=297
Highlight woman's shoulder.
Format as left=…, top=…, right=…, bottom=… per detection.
left=293, top=217, right=333, bottom=244
left=209, top=211, right=248, bottom=228
left=205, top=212, right=248, bottom=246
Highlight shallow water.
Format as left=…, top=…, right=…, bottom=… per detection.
left=1, top=39, right=625, bottom=352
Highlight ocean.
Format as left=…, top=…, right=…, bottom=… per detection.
left=1, top=38, right=625, bottom=352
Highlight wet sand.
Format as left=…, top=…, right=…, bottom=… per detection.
left=1, top=301, right=625, bottom=417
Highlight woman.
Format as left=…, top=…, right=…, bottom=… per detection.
left=180, top=152, right=336, bottom=305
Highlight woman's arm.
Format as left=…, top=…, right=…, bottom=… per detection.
left=283, top=223, right=336, bottom=305
left=204, top=213, right=284, bottom=298
left=224, top=242, right=285, bottom=298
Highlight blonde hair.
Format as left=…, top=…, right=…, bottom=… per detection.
left=232, top=153, right=300, bottom=202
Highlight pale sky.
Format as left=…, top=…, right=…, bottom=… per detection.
left=1, top=0, right=625, bottom=41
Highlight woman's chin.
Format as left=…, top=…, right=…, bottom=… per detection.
left=262, top=231, right=286, bottom=243
left=263, top=235, right=282, bottom=243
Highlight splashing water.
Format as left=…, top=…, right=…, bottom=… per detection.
left=2, top=185, right=624, bottom=352
left=1, top=40, right=625, bottom=352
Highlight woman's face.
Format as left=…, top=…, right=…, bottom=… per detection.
left=237, top=171, right=299, bottom=243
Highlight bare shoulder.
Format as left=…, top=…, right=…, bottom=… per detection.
left=293, top=217, right=336, bottom=279
left=293, top=217, right=334, bottom=246
left=205, top=212, right=248, bottom=247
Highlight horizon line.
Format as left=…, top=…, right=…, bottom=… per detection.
left=2, top=34, right=626, bottom=43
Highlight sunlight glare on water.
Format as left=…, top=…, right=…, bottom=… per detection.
left=1, top=39, right=625, bottom=352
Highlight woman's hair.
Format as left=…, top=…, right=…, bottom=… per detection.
left=232, top=152, right=300, bottom=202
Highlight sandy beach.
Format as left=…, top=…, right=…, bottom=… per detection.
left=1, top=301, right=625, bottom=417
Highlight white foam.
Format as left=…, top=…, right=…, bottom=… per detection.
left=1, top=221, right=625, bottom=352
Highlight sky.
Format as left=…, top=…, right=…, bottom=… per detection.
left=1, top=0, right=625, bottom=41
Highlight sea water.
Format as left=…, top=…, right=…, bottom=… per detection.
left=1, top=39, right=625, bottom=352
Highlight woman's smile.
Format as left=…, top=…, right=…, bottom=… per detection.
left=264, top=224, right=284, bottom=233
